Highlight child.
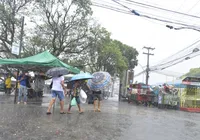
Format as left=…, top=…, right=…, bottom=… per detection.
left=67, top=80, right=83, bottom=114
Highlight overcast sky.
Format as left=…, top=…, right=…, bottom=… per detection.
left=91, top=0, right=200, bottom=84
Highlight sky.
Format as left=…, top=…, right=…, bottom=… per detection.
left=91, top=0, right=200, bottom=84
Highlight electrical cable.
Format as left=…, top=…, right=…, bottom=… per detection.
left=120, top=0, right=200, bottom=19
left=186, top=0, right=200, bottom=13
left=150, top=38, right=200, bottom=68
left=92, top=0, right=200, bottom=28
left=92, top=2, right=132, bottom=15
left=109, top=0, right=200, bottom=29
left=151, top=52, right=200, bottom=71
left=92, top=0, right=200, bottom=77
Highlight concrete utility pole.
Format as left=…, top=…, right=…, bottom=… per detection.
left=14, top=16, right=24, bottom=104
left=19, top=16, right=24, bottom=57
left=143, top=46, right=155, bottom=86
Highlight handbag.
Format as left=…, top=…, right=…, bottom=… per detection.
left=80, top=89, right=87, bottom=103
left=71, top=97, right=77, bottom=106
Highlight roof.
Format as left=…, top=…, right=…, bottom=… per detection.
left=0, top=51, right=80, bottom=74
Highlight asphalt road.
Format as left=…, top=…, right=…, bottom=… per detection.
left=0, top=93, right=200, bottom=140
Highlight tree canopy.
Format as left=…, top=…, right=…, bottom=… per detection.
left=0, top=0, right=139, bottom=76
left=181, top=68, right=200, bottom=78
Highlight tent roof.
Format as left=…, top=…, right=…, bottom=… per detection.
left=0, top=51, right=80, bottom=74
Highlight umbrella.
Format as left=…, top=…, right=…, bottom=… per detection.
left=87, top=71, right=112, bottom=91
left=64, top=74, right=74, bottom=78
left=70, top=72, right=93, bottom=81
left=46, top=67, right=69, bottom=77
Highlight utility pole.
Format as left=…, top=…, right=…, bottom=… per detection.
left=143, top=46, right=155, bottom=86
left=19, top=16, right=24, bottom=57
left=14, top=16, right=24, bottom=104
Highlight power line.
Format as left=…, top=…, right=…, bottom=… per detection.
left=92, top=1, right=200, bottom=28
left=120, top=0, right=200, bottom=19
left=92, top=1, right=200, bottom=74
left=150, top=39, right=200, bottom=69
left=152, top=52, right=200, bottom=71
left=135, top=40, right=200, bottom=77
left=107, top=0, right=200, bottom=29
left=92, top=3, right=132, bottom=15
left=186, top=0, right=200, bottom=13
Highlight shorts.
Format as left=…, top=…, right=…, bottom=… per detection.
left=71, top=95, right=81, bottom=104
left=93, top=94, right=102, bottom=101
left=51, top=90, right=64, bottom=101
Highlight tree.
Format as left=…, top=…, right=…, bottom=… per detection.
left=112, top=40, right=138, bottom=69
left=79, top=25, right=138, bottom=76
left=28, top=0, right=93, bottom=58
left=0, top=0, right=139, bottom=76
left=0, top=0, right=32, bottom=58
left=181, top=68, right=200, bottom=78
left=97, top=41, right=127, bottom=76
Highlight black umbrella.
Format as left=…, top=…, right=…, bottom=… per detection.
left=46, top=67, right=69, bottom=77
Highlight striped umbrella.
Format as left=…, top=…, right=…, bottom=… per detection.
left=87, top=71, right=112, bottom=91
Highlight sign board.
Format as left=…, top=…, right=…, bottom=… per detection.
left=11, top=45, right=19, bottom=55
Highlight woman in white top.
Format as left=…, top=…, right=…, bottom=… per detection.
left=46, top=75, right=67, bottom=114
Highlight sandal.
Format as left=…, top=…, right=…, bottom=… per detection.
left=67, top=111, right=72, bottom=114
left=79, top=111, right=84, bottom=114
left=46, top=112, right=51, bottom=115
left=60, top=112, right=66, bottom=114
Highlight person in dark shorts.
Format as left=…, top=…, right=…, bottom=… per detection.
left=67, top=80, right=83, bottom=114
left=92, top=90, right=102, bottom=112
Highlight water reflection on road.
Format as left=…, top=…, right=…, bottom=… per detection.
left=0, top=93, right=200, bottom=140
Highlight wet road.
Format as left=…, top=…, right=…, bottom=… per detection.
left=0, top=93, right=200, bottom=140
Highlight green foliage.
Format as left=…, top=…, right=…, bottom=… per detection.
left=0, top=0, right=32, bottom=58
left=112, top=40, right=138, bottom=69
left=0, top=0, right=139, bottom=77
left=181, top=68, right=200, bottom=78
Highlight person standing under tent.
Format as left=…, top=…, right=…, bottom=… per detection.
left=17, top=72, right=28, bottom=105
left=46, top=75, right=67, bottom=114
left=5, top=74, right=11, bottom=94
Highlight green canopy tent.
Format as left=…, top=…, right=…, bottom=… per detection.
left=0, top=51, right=80, bottom=74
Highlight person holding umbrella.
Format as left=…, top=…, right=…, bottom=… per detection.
left=67, top=72, right=93, bottom=114
left=46, top=74, right=67, bottom=114
left=87, top=71, right=112, bottom=112
left=46, top=67, right=68, bottom=115
left=67, top=80, right=83, bottom=114
left=92, top=90, right=102, bottom=112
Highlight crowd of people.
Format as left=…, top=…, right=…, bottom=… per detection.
left=3, top=72, right=45, bottom=103
left=46, top=75, right=103, bottom=115
left=2, top=72, right=104, bottom=114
